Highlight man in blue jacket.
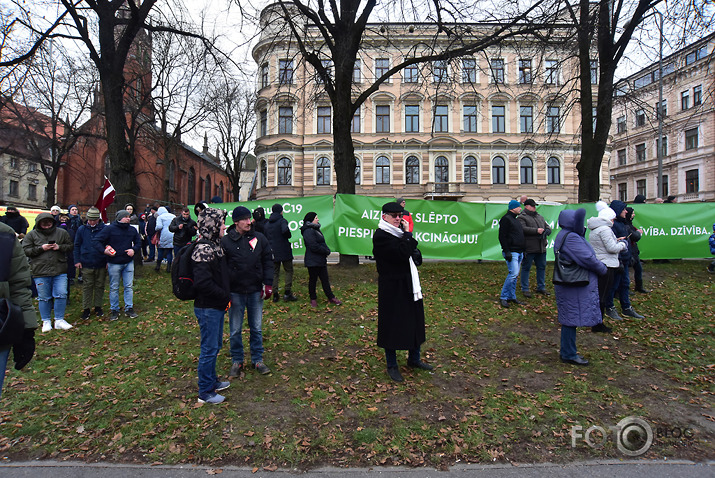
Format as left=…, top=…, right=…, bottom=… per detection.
left=222, top=206, right=274, bottom=378
left=74, top=207, right=107, bottom=320
left=95, top=210, right=142, bottom=321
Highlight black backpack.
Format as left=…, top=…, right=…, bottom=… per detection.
left=171, top=240, right=205, bottom=300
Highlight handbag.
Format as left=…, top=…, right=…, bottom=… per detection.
left=151, top=232, right=160, bottom=245
left=552, top=232, right=589, bottom=287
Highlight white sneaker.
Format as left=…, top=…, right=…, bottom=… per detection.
left=41, top=321, right=52, bottom=333
left=54, top=319, right=73, bottom=330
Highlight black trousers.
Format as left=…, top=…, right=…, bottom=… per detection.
left=307, top=266, right=334, bottom=300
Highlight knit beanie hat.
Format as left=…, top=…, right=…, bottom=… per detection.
left=232, top=206, right=252, bottom=222
left=116, top=210, right=130, bottom=221
left=303, top=212, right=317, bottom=224
left=86, top=207, right=101, bottom=220
left=598, top=207, right=616, bottom=221
left=508, top=200, right=521, bottom=211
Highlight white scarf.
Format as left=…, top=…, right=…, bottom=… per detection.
left=378, top=219, right=423, bottom=301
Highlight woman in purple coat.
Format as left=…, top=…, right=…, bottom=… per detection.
left=554, top=208, right=607, bottom=366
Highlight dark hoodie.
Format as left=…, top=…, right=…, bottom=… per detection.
left=300, top=220, right=331, bottom=267
left=1, top=208, right=29, bottom=235
left=609, top=200, right=630, bottom=263
left=94, top=217, right=142, bottom=265
left=625, top=207, right=642, bottom=259
left=264, top=211, right=293, bottom=262
left=192, top=208, right=230, bottom=310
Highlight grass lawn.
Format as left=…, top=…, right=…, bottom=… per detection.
left=0, top=259, right=713, bottom=469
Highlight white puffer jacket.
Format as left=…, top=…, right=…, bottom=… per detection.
left=587, top=216, right=626, bottom=268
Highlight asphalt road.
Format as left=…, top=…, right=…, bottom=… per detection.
left=0, top=460, right=712, bottom=478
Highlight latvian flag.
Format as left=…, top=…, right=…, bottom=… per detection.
left=95, top=177, right=116, bottom=223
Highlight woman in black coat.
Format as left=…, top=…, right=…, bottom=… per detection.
left=300, top=212, right=341, bottom=307
left=372, top=202, right=433, bottom=382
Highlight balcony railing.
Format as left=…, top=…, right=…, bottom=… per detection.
left=423, top=182, right=465, bottom=199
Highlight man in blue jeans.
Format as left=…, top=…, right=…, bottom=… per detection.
left=498, top=200, right=526, bottom=308
left=95, top=210, right=142, bottom=321
left=221, top=206, right=274, bottom=378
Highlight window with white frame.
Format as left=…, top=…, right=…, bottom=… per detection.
left=617, top=115, right=626, bottom=133
left=260, top=161, right=267, bottom=188
left=685, top=128, right=698, bottom=150
left=492, top=105, right=505, bottom=133
left=657, top=136, right=668, bottom=156
left=693, top=85, right=702, bottom=106
left=618, top=183, right=627, bottom=202
left=278, top=59, right=293, bottom=85
left=375, top=58, right=389, bottom=79
left=261, top=63, right=269, bottom=88
left=546, top=105, right=560, bottom=133
left=636, top=179, right=646, bottom=197
left=353, top=59, right=361, bottom=83
left=520, top=105, right=533, bottom=133
left=635, top=143, right=646, bottom=162
left=375, top=156, right=390, bottom=184
left=618, top=148, right=626, bottom=166
left=681, top=90, right=690, bottom=110
left=463, top=156, right=478, bottom=184
left=376, top=105, right=390, bottom=133
left=405, top=156, right=420, bottom=184
left=463, top=105, right=478, bottom=132
left=316, top=157, right=331, bottom=185
left=404, top=62, right=419, bottom=83
left=462, top=58, right=476, bottom=83
left=635, top=108, right=645, bottom=127
left=433, top=60, right=449, bottom=83
left=492, top=156, right=505, bottom=184
left=354, top=157, right=361, bottom=185
left=491, top=59, right=505, bottom=84
left=518, top=59, right=532, bottom=84
left=277, top=157, right=292, bottom=185
left=259, top=109, right=267, bottom=136
left=351, top=108, right=361, bottom=133
left=317, top=106, right=331, bottom=134
left=405, top=105, right=419, bottom=133
left=545, top=59, right=559, bottom=85
left=547, top=157, right=560, bottom=184
left=279, top=106, right=293, bottom=134
left=520, top=157, right=533, bottom=184
left=685, top=169, right=699, bottom=193
left=433, top=105, right=449, bottom=132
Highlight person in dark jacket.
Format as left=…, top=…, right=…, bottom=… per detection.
left=169, top=207, right=198, bottom=258
left=145, top=206, right=158, bottom=262
left=22, top=212, right=74, bottom=332
left=73, top=207, right=107, bottom=320
left=608, top=200, right=644, bottom=319
left=625, top=207, right=649, bottom=294
left=633, top=194, right=646, bottom=204
left=498, top=200, right=526, bottom=308
left=222, top=206, right=274, bottom=378
left=94, top=210, right=142, bottom=321
left=252, top=207, right=267, bottom=234
left=192, top=207, right=231, bottom=404
left=518, top=198, right=552, bottom=297
left=0, top=221, right=38, bottom=399
left=553, top=208, right=607, bottom=366
left=373, top=201, right=432, bottom=382
left=300, top=212, right=341, bottom=308
left=67, top=205, right=83, bottom=234
left=264, top=203, right=296, bottom=302
left=1, top=206, right=30, bottom=238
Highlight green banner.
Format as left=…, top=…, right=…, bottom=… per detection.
left=195, top=198, right=714, bottom=261
left=201, top=196, right=335, bottom=256
left=334, top=194, right=485, bottom=260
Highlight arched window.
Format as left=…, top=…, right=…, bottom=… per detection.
left=375, top=156, right=390, bottom=184
left=520, top=157, right=533, bottom=184
left=434, top=156, right=449, bottom=189
left=548, top=157, right=561, bottom=184
left=463, top=156, right=478, bottom=184
left=277, top=157, right=292, bottom=185
left=405, top=156, right=420, bottom=184
left=260, top=160, right=267, bottom=188
left=205, top=175, right=212, bottom=200
left=354, top=157, right=361, bottom=185
left=316, top=157, right=331, bottom=185
left=188, top=167, right=196, bottom=205
left=168, top=160, right=176, bottom=190
left=218, top=181, right=224, bottom=200
left=492, top=157, right=505, bottom=184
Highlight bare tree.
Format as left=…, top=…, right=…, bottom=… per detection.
left=0, top=0, right=225, bottom=207
left=1, top=41, right=96, bottom=208
left=205, top=79, right=256, bottom=201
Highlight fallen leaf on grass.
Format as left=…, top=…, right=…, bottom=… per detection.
left=206, top=469, right=223, bottom=475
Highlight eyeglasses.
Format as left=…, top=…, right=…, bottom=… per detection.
left=385, top=213, right=403, bottom=218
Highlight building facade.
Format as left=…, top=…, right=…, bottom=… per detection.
left=251, top=5, right=610, bottom=204
left=610, top=33, right=714, bottom=203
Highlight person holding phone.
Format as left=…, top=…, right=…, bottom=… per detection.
left=608, top=201, right=644, bottom=319
left=22, top=213, right=74, bottom=332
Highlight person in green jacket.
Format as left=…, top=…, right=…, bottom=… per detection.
left=0, top=221, right=39, bottom=398
left=22, top=213, right=74, bottom=332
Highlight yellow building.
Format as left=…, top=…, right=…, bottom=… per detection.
left=252, top=4, right=610, bottom=203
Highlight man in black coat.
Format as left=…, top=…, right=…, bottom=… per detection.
left=169, top=207, right=198, bottom=258
left=517, top=198, right=551, bottom=297
left=373, top=201, right=432, bottom=382
left=607, top=200, right=644, bottom=319
left=498, top=200, right=526, bottom=308
left=263, top=203, right=296, bottom=302
left=0, top=206, right=29, bottom=238
left=145, top=206, right=158, bottom=262
left=221, top=206, right=274, bottom=378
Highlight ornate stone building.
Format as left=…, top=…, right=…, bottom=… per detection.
left=251, top=4, right=609, bottom=203
left=610, top=33, right=714, bottom=203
